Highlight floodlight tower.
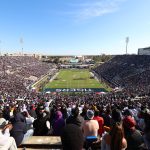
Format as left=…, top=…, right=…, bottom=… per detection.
left=125, top=37, right=129, bottom=54
left=20, top=37, right=24, bottom=56
left=0, top=40, right=1, bottom=56
left=2, top=54, right=6, bottom=78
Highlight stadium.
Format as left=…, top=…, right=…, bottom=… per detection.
left=1, top=0, right=150, bottom=150
left=0, top=54, right=150, bottom=150
left=29, top=56, right=110, bottom=94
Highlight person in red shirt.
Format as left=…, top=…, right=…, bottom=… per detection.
left=93, top=110, right=104, bottom=137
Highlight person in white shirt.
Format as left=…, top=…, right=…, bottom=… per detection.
left=21, top=110, right=35, bottom=142
left=0, top=115, right=17, bottom=150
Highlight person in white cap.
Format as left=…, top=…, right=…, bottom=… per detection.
left=0, top=110, right=17, bottom=150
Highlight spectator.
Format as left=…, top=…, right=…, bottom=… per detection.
left=0, top=118, right=17, bottom=150
left=21, top=111, right=34, bottom=142
left=3, top=106, right=11, bottom=121
left=52, top=111, right=65, bottom=136
left=111, top=108, right=122, bottom=124
left=143, top=111, right=150, bottom=149
left=28, top=105, right=37, bottom=119
left=82, top=110, right=99, bottom=138
left=61, top=124, right=84, bottom=150
left=10, top=112, right=27, bottom=146
left=101, top=122, right=127, bottom=150
left=66, top=107, right=84, bottom=128
left=103, top=107, right=112, bottom=127
left=33, top=105, right=50, bottom=136
left=123, top=116, right=144, bottom=150
left=93, top=110, right=104, bottom=137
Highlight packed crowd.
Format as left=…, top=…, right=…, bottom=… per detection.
left=0, top=56, right=56, bottom=97
left=94, top=55, right=150, bottom=95
left=0, top=55, right=150, bottom=150
left=0, top=91, right=150, bottom=150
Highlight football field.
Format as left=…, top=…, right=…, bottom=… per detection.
left=44, top=69, right=110, bottom=90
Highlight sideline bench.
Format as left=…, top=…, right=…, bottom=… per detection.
left=18, top=136, right=62, bottom=149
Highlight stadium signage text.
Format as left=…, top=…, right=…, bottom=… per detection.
left=44, top=88, right=107, bottom=92
left=56, top=88, right=92, bottom=92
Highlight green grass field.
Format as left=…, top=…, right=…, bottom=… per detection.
left=44, top=69, right=110, bottom=90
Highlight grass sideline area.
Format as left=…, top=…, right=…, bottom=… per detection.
left=44, top=69, right=110, bottom=90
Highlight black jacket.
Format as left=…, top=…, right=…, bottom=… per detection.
left=10, top=113, right=27, bottom=146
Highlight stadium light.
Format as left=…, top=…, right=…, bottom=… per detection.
left=0, top=40, right=1, bottom=56
left=125, top=37, right=129, bottom=54
left=20, top=37, right=24, bottom=56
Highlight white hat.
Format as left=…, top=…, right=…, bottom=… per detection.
left=0, top=118, right=8, bottom=129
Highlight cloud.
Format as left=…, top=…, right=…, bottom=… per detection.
left=71, top=0, right=126, bottom=20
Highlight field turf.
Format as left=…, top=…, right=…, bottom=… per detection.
left=44, top=69, right=110, bottom=90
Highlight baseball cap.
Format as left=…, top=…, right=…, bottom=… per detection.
left=86, top=110, right=94, bottom=120
left=123, top=116, right=136, bottom=129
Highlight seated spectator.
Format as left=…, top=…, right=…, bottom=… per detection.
left=61, top=124, right=84, bottom=150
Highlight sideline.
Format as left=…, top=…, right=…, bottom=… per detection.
left=49, top=72, right=59, bottom=82
left=90, top=72, right=99, bottom=81
left=31, top=70, right=58, bottom=90
left=31, top=74, right=49, bottom=88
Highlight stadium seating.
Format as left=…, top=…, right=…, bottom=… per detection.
left=94, top=55, right=150, bottom=95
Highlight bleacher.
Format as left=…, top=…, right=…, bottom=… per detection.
left=94, top=55, right=150, bottom=88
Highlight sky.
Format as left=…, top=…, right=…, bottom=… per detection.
left=0, top=0, right=150, bottom=55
